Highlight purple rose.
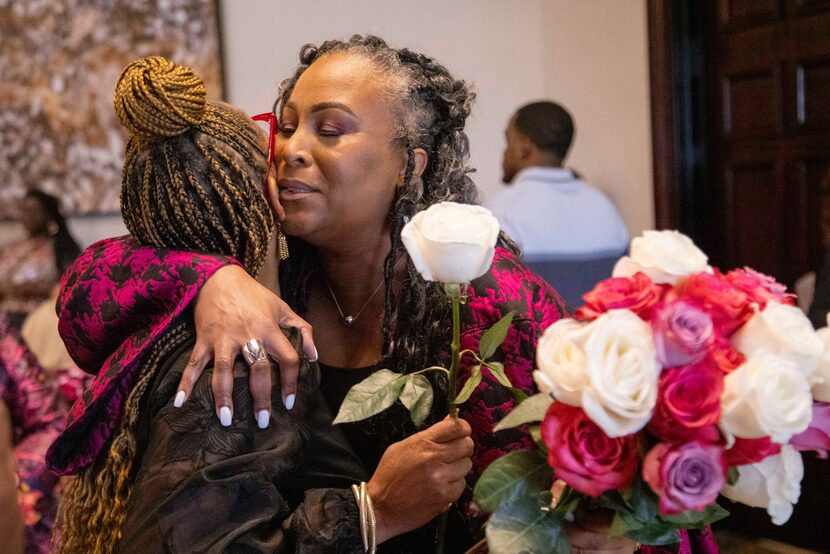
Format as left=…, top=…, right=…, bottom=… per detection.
left=643, top=441, right=727, bottom=515
left=791, top=402, right=830, bottom=459
left=652, top=298, right=715, bottom=367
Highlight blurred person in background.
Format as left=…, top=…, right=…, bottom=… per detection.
left=487, top=101, right=628, bottom=259
left=0, top=190, right=80, bottom=328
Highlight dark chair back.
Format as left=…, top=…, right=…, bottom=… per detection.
left=525, top=254, right=623, bottom=310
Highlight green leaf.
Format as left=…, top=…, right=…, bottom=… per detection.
left=484, top=361, right=514, bottom=388
left=624, top=523, right=681, bottom=546
left=479, top=311, right=516, bottom=359
left=454, top=364, right=483, bottom=405
left=529, top=424, right=546, bottom=451
left=399, top=374, right=433, bottom=427
left=508, top=387, right=529, bottom=402
left=485, top=493, right=569, bottom=554
left=727, top=466, right=739, bottom=486
left=610, top=511, right=633, bottom=537
left=333, top=369, right=405, bottom=424
left=494, top=393, right=553, bottom=432
left=473, top=450, right=551, bottom=513
left=550, top=487, right=582, bottom=519
left=623, top=477, right=660, bottom=524
left=664, top=503, right=729, bottom=529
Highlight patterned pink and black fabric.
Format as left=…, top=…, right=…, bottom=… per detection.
left=461, top=247, right=567, bottom=479
left=1, top=317, right=90, bottom=553
left=45, top=236, right=239, bottom=475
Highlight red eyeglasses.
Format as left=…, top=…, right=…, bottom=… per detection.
left=252, top=112, right=278, bottom=214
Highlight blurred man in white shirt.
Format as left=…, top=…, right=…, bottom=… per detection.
left=487, top=101, right=628, bottom=260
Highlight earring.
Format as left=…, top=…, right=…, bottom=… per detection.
left=276, top=223, right=289, bottom=260
left=47, top=221, right=59, bottom=236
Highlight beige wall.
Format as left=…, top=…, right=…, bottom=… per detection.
left=1, top=0, right=654, bottom=247
left=541, top=0, right=654, bottom=235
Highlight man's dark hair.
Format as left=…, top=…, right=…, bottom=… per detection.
left=514, top=101, right=574, bottom=161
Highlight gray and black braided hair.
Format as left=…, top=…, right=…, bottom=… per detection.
left=276, top=35, right=518, bottom=406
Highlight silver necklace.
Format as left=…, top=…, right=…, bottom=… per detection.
left=324, top=275, right=386, bottom=327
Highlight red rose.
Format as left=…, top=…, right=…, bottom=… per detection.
left=540, top=402, right=638, bottom=497
left=680, top=271, right=753, bottom=337
left=725, top=267, right=795, bottom=309
left=724, top=437, right=781, bottom=466
left=710, top=337, right=746, bottom=374
left=648, top=361, right=723, bottom=442
left=575, top=272, right=664, bottom=321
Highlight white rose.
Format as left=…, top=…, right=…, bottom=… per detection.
left=579, top=310, right=662, bottom=437
left=612, top=230, right=710, bottom=285
left=535, top=311, right=661, bottom=437
left=534, top=319, right=590, bottom=406
left=721, top=444, right=803, bottom=526
left=811, top=326, right=830, bottom=402
left=732, top=302, right=822, bottom=376
left=401, top=202, right=500, bottom=284
left=720, top=353, right=813, bottom=444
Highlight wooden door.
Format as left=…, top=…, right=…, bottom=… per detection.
left=706, top=0, right=830, bottom=288
left=706, top=2, right=830, bottom=550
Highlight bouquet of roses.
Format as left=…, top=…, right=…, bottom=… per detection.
left=474, top=230, right=830, bottom=553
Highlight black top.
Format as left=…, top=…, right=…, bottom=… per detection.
left=319, top=362, right=390, bottom=471
left=319, top=361, right=474, bottom=554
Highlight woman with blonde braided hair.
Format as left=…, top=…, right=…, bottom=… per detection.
left=52, top=56, right=369, bottom=552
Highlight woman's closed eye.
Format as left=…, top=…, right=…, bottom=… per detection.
left=317, top=125, right=343, bottom=137
left=277, top=124, right=343, bottom=138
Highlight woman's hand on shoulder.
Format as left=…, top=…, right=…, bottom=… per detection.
left=175, top=265, right=318, bottom=426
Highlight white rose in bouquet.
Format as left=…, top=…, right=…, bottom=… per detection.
left=732, top=302, right=822, bottom=376
left=812, top=326, right=830, bottom=402
left=720, top=353, right=813, bottom=444
left=401, top=202, right=499, bottom=284
left=613, top=230, right=710, bottom=285
left=534, top=319, right=590, bottom=406
left=721, top=444, right=804, bottom=525
left=581, top=310, right=661, bottom=437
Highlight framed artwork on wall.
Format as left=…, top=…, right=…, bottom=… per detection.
left=0, top=0, right=224, bottom=218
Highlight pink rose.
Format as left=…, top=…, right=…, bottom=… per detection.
left=725, top=268, right=795, bottom=309
left=575, top=272, right=664, bottom=322
left=651, top=299, right=715, bottom=367
left=791, top=402, right=830, bottom=459
left=710, top=337, right=745, bottom=374
left=648, top=361, right=723, bottom=442
left=724, top=437, right=781, bottom=466
left=541, top=402, right=638, bottom=497
left=681, top=271, right=754, bottom=337
left=643, top=441, right=727, bottom=515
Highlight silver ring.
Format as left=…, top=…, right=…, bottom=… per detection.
left=241, top=339, right=268, bottom=365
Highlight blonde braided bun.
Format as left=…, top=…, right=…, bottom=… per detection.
left=114, top=55, right=206, bottom=138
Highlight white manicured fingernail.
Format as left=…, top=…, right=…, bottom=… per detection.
left=219, top=406, right=232, bottom=427
left=284, top=394, right=295, bottom=411
left=173, top=390, right=186, bottom=408
left=309, top=345, right=318, bottom=362
left=257, top=409, right=270, bottom=429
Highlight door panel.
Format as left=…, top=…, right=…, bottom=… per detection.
left=706, top=3, right=830, bottom=549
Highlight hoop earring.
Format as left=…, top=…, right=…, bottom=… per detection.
left=276, top=223, right=289, bottom=261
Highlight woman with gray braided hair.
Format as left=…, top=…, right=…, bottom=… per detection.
left=52, top=38, right=651, bottom=552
